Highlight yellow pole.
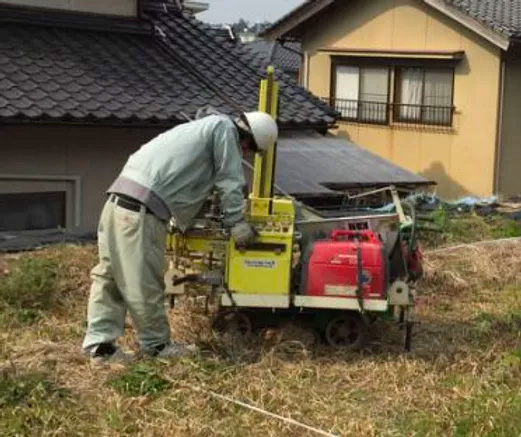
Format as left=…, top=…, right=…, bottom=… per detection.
left=251, top=66, right=279, bottom=201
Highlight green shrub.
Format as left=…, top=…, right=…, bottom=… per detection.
left=0, top=257, right=58, bottom=310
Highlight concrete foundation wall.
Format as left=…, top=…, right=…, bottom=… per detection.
left=0, top=125, right=165, bottom=233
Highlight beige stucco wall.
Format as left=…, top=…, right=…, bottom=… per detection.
left=302, top=0, right=502, bottom=198
left=499, top=58, right=521, bottom=196
left=0, top=125, right=164, bottom=233
left=0, top=0, right=137, bottom=17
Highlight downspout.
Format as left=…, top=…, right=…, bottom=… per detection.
left=302, top=50, right=310, bottom=88
left=493, top=56, right=506, bottom=195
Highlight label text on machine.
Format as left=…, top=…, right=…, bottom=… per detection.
left=243, top=260, right=277, bottom=269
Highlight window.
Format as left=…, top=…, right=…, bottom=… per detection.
left=329, top=58, right=456, bottom=128
left=334, top=65, right=389, bottom=124
left=0, top=192, right=66, bottom=232
left=395, top=67, right=454, bottom=126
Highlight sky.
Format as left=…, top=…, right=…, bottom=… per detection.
left=198, top=0, right=306, bottom=25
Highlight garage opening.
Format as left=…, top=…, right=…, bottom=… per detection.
left=0, top=191, right=67, bottom=232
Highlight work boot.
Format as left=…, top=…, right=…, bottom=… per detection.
left=89, top=343, right=135, bottom=366
left=148, top=342, right=198, bottom=359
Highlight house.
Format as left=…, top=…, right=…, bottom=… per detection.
left=207, top=26, right=302, bottom=83
left=0, top=0, right=429, bottom=239
left=263, top=0, right=521, bottom=199
left=243, top=40, right=302, bottom=82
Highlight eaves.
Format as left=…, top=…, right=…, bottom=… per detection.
left=422, top=0, right=510, bottom=51
left=263, top=0, right=511, bottom=52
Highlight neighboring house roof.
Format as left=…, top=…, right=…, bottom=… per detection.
left=262, top=0, right=521, bottom=50
left=0, top=2, right=336, bottom=128
left=444, top=0, right=521, bottom=37
left=274, top=131, right=431, bottom=196
left=243, top=40, right=301, bottom=75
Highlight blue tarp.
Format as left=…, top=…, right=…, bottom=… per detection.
left=376, top=194, right=499, bottom=213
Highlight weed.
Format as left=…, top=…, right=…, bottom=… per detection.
left=104, top=407, right=140, bottom=434
left=396, top=388, right=521, bottom=436
left=0, top=369, right=94, bottom=436
left=474, top=311, right=494, bottom=335
left=0, top=257, right=58, bottom=310
left=0, top=370, right=60, bottom=407
left=110, top=363, right=170, bottom=397
left=490, top=217, right=521, bottom=239
left=420, top=209, right=521, bottom=248
left=0, top=307, right=41, bottom=328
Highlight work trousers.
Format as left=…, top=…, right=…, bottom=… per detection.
left=82, top=195, right=170, bottom=354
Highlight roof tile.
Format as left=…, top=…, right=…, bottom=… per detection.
left=0, top=4, right=336, bottom=126
left=445, top=0, right=521, bottom=37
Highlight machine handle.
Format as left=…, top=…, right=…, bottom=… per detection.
left=330, top=230, right=378, bottom=242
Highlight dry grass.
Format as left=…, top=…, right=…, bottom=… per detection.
left=1, top=240, right=521, bottom=436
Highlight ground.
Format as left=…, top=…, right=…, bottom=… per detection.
left=1, top=213, right=521, bottom=436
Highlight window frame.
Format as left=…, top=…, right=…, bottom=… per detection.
left=0, top=191, right=67, bottom=232
left=330, top=57, right=392, bottom=125
left=329, top=56, right=457, bottom=128
left=393, top=65, right=455, bottom=127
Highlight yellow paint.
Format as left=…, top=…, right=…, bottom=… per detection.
left=252, top=66, right=279, bottom=201
left=227, top=197, right=294, bottom=295
left=302, top=0, right=502, bottom=198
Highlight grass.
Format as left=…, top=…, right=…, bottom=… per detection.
left=0, top=231, right=520, bottom=436
left=0, top=257, right=58, bottom=309
left=110, top=363, right=171, bottom=397
left=419, top=209, right=521, bottom=248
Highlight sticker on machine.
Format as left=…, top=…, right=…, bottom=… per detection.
left=324, top=285, right=358, bottom=296
left=243, top=259, right=277, bottom=269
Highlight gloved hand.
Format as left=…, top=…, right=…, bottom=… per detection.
left=231, top=221, right=256, bottom=246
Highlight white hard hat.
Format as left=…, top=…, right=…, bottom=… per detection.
left=242, top=112, right=278, bottom=152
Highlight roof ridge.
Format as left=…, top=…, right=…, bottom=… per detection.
left=0, top=2, right=152, bottom=35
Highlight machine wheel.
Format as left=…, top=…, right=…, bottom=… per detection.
left=324, top=312, right=367, bottom=350
left=212, top=310, right=252, bottom=336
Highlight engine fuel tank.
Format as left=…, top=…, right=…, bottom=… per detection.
left=304, top=230, right=387, bottom=299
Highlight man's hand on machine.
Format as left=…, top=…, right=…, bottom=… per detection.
left=231, top=221, right=257, bottom=246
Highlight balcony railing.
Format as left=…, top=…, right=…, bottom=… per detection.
left=323, top=98, right=455, bottom=128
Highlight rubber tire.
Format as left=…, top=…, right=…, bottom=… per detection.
left=324, top=312, right=368, bottom=351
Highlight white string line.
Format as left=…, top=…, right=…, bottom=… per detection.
left=174, top=380, right=339, bottom=437
left=425, top=236, right=521, bottom=255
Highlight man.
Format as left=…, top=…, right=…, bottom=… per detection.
left=82, top=111, right=278, bottom=363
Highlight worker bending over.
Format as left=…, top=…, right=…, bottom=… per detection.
left=82, top=112, right=278, bottom=363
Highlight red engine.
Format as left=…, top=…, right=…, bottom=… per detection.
left=304, top=230, right=387, bottom=300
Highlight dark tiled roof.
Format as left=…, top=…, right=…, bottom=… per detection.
left=148, top=6, right=335, bottom=127
left=444, top=0, right=521, bottom=37
left=243, top=40, right=301, bottom=74
left=0, top=4, right=336, bottom=127
left=274, top=131, right=431, bottom=195
left=0, top=22, right=223, bottom=124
